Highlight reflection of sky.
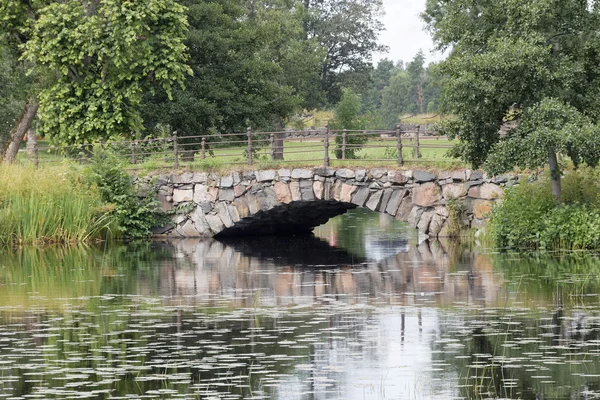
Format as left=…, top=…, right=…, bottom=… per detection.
left=274, top=308, right=458, bottom=400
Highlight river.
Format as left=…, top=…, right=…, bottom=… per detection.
left=0, top=209, right=599, bottom=399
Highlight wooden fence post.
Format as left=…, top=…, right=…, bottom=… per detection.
left=173, top=133, right=179, bottom=169
left=396, top=125, right=403, bottom=167
left=324, top=124, right=330, bottom=167
left=414, top=125, right=421, bottom=159
left=130, top=141, right=137, bottom=165
left=270, top=134, right=275, bottom=161
left=342, top=129, right=347, bottom=160
left=247, top=127, right=253, bottom=166
left=201, top=137, right=206, bottom=160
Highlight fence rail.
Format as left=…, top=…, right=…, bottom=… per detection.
left=22, top=124, right=459, bottom=169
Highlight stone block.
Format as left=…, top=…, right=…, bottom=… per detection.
left=215, top=203, right=234, bottom=228
left=234, top=185, right=248, bottom=198
left=191, top=206, right=210, bottom=235
left=176, top=220, right=202, bottom=237
left=355, top=169, right=367, bottom=182
left=289, top=181, right=302, bottom=201
left=417, top=210, right=435, bottom=233
left=396, top=196, right=413, bottom=221
left=408, top=206, right=425, bottom=228
left=369, top=168, right=387, bottom=179
left=340, top=183, right=357, bottom=203
left=206, top=214, right=225, bottom=234
left=173, top=189, right=194, bottom=204
left=171, top=172, right=195, bottom=184
left=442, top=183, right=468, bottom=200
left=227, top=204, right=241, bottom=223
left=232, top=172, right=241, bottom=185
left=218, top=189, right=235, bottom=202
left=470, top=170, right=484, bottom=181
left=435, top=205, right=449, bottom=218
left=219, top=175, right=234, bottom=188
left=242, top=171, right=255, bottom=180
left=257, top=187, right=280, bottom=210
left=278, top=169, right=291, bottom=178
left=324, top=181, right=333, bottom=200
left=157, top=191, right=173, bottom=213
left=300, top=180, right=315, bottom=201
left=388, top=170, right=409, bottom=185
left=336, top=168, right=355, bottom=179
left=313, top=181, right=325, bottom=200
left=439, top=170, right=466, bottom=182
left=385, top=189, right=407, bottom=216
left=246, top=194, right=261, bottom=215
left=473, top=199, right=494, bottom=219
left=414, top=170, right=436, bottom=183
left=366, top=190, right=383, bottom=211
left=233, top=197, right=250, bottom=219
left=291, top=169, right=314, bottom=179
left=274, top=181, right=292, bottom=204
left=412, top=182, right=442, bottom=207
left=332, top=180, right=344, bottom=201
left=256, top=170, right=276, bottom=182
left=314, top=167, right=336, bottom=177
left=379, top=189, right=394, bottom=212
left=429, top=213, right=445, bottom=237
left=468, top=183, right=504, bottom=200
left=351, top=187, right=370, bottom=207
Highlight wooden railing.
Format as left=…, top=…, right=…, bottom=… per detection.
left=23, top=124, right=458, bottom=169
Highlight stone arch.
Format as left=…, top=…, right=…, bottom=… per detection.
left=149, top=167, right=511, bottom=238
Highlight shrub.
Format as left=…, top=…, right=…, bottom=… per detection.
left=86, top=148, right=165, bottom=239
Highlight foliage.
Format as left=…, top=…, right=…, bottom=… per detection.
left=0, top=45, right=29, bottom=145
left=489, top=170, right=600, bottom=250
left=86, top=148, right=165, bottom=239
left=0, top=165, right=116, bottom=245
left=19, top=0, right=191, bottom=145
left=423, top=0, right=600, bottom=175
left=446, top=198, right=467, bottom=238
left=330, top=88, right=367, bottom=159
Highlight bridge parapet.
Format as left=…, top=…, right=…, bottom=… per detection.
left=143, top=168, right=517, bottom=238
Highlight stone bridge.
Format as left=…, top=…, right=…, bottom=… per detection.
left=146, top=167, right=514, bottom=238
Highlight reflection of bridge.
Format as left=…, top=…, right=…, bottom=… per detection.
left=147, top=238, right=504, bottom=307
left=152, top=168, right=508, bottom=238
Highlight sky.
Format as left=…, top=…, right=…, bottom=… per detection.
left=374, top=0, right=446, bottom=65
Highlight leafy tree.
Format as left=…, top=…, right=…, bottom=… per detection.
left=0, top=45, right=29, bottom=158
left=330, top=88, right=366, bottom=158
left=303, top=0, right=387, bottom=105
left=0, top=0, right=190, bottom=162
left=423, top=0, right=600, bottom=199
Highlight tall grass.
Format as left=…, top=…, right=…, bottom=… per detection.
left=0, top=164, right=117, bottom=245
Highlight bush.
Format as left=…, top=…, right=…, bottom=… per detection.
left=489, top=171, right=600, bottom=250
left=86, top=148, right=165, bottom=239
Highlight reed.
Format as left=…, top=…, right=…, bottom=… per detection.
left=0, top=164, right=117, bottom=245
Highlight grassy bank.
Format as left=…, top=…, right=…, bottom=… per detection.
left=0, top=164, right=116, bottom=245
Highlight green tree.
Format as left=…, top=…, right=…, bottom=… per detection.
left=0, top=45, right=29, bottom=159
left=0, top=0, right=190, bottom=162
left=423, top=0, right=600, bottom=199
left=330, top=88, right=366, bottom=158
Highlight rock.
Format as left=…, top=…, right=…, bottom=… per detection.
left=435, top=205, right=449, bottom=218
left=256, top=170, right=276, bottom=182
left=191, top=206, right=211, bottom=235
left=468, top=183, right=504, bottom=200
left=388, top=170, right=409, bottom=185
left=242, top=171, right=255, bottom=180
left=171, top=172, right=195, bottom=184
left=332, top=180, right=344, bottom=201
left=173, top=189, right=194, bottom=204
left=206, top=214, right=225, bottom=234
left=413, top=170, right=436, bottom=183
left=412, top=182, right=442, bottom=207
left=257, top=187, right=280, bottom=210
left=396, top=196, right=413, bottom=221
left=323, top=181, right=333, bottom=200
left=470, top=170, right=484, bottom=181
left=408, top=206, right=425, bottom=228
left=438, top=220, right=451, bottom=238
left=340, top=183, right=357, bottom=203
left=215, top=203, right=234, bottom=228
left=351, top=187, right=370, bottom=207
left=369, top=168, right=387, bottom=179
left=417, top=210, right=435, bottom=233
left=492, top=175, right=508, bottom=184
left=355, top=169, right=367, bottom=182
left=227, top=204, right=241, bottom=223
left=314, top=167, right=336, bottom=177
left=439, top=170, right=466, bottom=182
left=246, top=194, right=261, bottom=215
left=291, top=169, right=314, bottom=179
left=385, top=189, right=407, bottom=216
left=336, top=168, right=355, bottom=179
left=274, top=182, right=292, bottom=204
left=233, top=197, right=250, bottom=219
left=157, top=191, right=173, bottom=213
left=300, top=180, right=315, bottom=201
left=442, top=183, right=468, bottom=200
left=429, top=213, right=445, bottom=237
left=176, top=220, right=201, bottom=237
left=234, top=185, right=248, bottom=198
left=219, top=175, right=234, bottom=188
left=403, top=170, right=414, bottom=179
left=378, top=189, right=394, bottom=212
left=199, top=202, right=213, bottom=214
left=366, top=190, right=383, bottom=211
left=232, top=172, right=241, bottom=186
left=289, top=181, right=302, bottom=201
left=218, top=189, right=235, bottom=202
left=473, top=199, right=494, bottom=219
left=209, top=187, right=219, bottom=201
left=278, top=169, right=291, bottom=179
left=313, top=181, right=324, bottom=200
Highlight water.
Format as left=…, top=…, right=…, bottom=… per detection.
left=1, top=209, right=600, bottom=399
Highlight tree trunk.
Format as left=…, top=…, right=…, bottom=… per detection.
left=3, top=100, right=39, bottom=164
left=548, top=149, right=561, bottom=201
left=273, top=117, right=285, bottom=160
